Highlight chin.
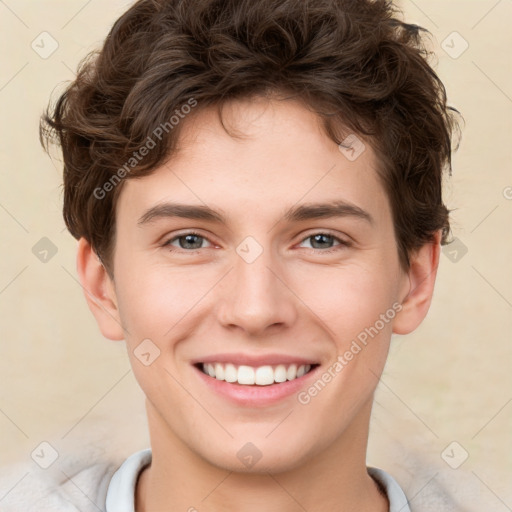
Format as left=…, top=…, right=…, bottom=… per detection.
left=196, top=435, right=317, bottom=475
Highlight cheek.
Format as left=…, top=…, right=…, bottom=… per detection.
left=292, top=261, right=398, bottom=340
left=114, top=265, right=206, bottom=398
left=114, top=261, right=215, bottom=345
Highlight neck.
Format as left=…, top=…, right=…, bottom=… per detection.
left=135, top=399, right=388, bottom=512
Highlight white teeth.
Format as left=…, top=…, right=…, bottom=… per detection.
left=274, top=364, right=287, bottom=383
left=255, top=365, right=274, bottom=386
left=224, top=363, right=237, bottom=383
left=200, top=362, right=315, bottom=385
left=206, top=363, right=215, bottom=377
left=286, top=364, right=297, bottom=380
left=214, top=363, right=225, bottom=381
left=238, top=365, right=255, bottom=385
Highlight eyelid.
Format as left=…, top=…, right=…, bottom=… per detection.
left=295, top=230, right=352, bottom=251
left=298, top=229, right=351, bottom=243
left=162, top=229, right=351, bottom=253
left=162, top=230, right=216, bottom=250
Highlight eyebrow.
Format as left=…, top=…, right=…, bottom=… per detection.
left=137, top=200, right=373, bottom=226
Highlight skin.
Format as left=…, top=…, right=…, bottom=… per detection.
left=77, top=96, right=441, bottom=511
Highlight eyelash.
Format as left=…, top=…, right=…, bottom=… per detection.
left=161, top=231, right=352, bottom=254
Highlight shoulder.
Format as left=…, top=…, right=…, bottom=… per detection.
left=0, top=454, right=121, bottom=512
left=369, top=415, right=493, bottom=512
left=379, top=449, right=489, bottom=511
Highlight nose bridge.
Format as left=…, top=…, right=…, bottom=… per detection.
left=216, top=236, right=296, bottom=335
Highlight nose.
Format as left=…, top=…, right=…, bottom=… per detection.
left=216, top=242, right=298, bottom=337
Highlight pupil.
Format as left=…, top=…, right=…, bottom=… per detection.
left=312, top=234, right=332, bottom=249
left=182, top=234, right=202, bottom=249
left=178, top=234, right=333, bottom=250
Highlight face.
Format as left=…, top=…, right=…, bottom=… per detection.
left=108, top=97, right=411, bottom=472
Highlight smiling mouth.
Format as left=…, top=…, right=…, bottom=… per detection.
left=195, top=362, right=320, bottom=386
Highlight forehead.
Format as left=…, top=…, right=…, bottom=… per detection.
left=116, top=97, right=390, bottom=227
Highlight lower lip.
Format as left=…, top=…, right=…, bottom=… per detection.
left=193, top=364, right=320, bottom=407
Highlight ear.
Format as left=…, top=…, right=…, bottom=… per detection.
left=76, top=237, right=125, bottom=341
left=393, top=230, right=442, bottom=335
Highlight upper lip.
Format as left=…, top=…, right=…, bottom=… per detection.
left=191, top=353, right=320, bottom=367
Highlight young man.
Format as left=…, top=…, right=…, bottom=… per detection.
left=8, top=0, right=463, bottom=510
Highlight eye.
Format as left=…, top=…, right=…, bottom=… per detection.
left=161, top=230, right=351, bottom=254
left=162, top=232, right=213, bottom=251
left=298, top=232, right=351, bottom=253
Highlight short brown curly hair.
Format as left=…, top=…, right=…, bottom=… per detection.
left=40, top=0, right=462, bottom=278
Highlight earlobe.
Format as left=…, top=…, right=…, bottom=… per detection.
left=76, top=237, right=125, bottom=341
left=392, top=230, right=442, bottom=335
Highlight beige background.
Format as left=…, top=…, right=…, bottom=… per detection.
left=0, top=0, right=511, bottom=509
